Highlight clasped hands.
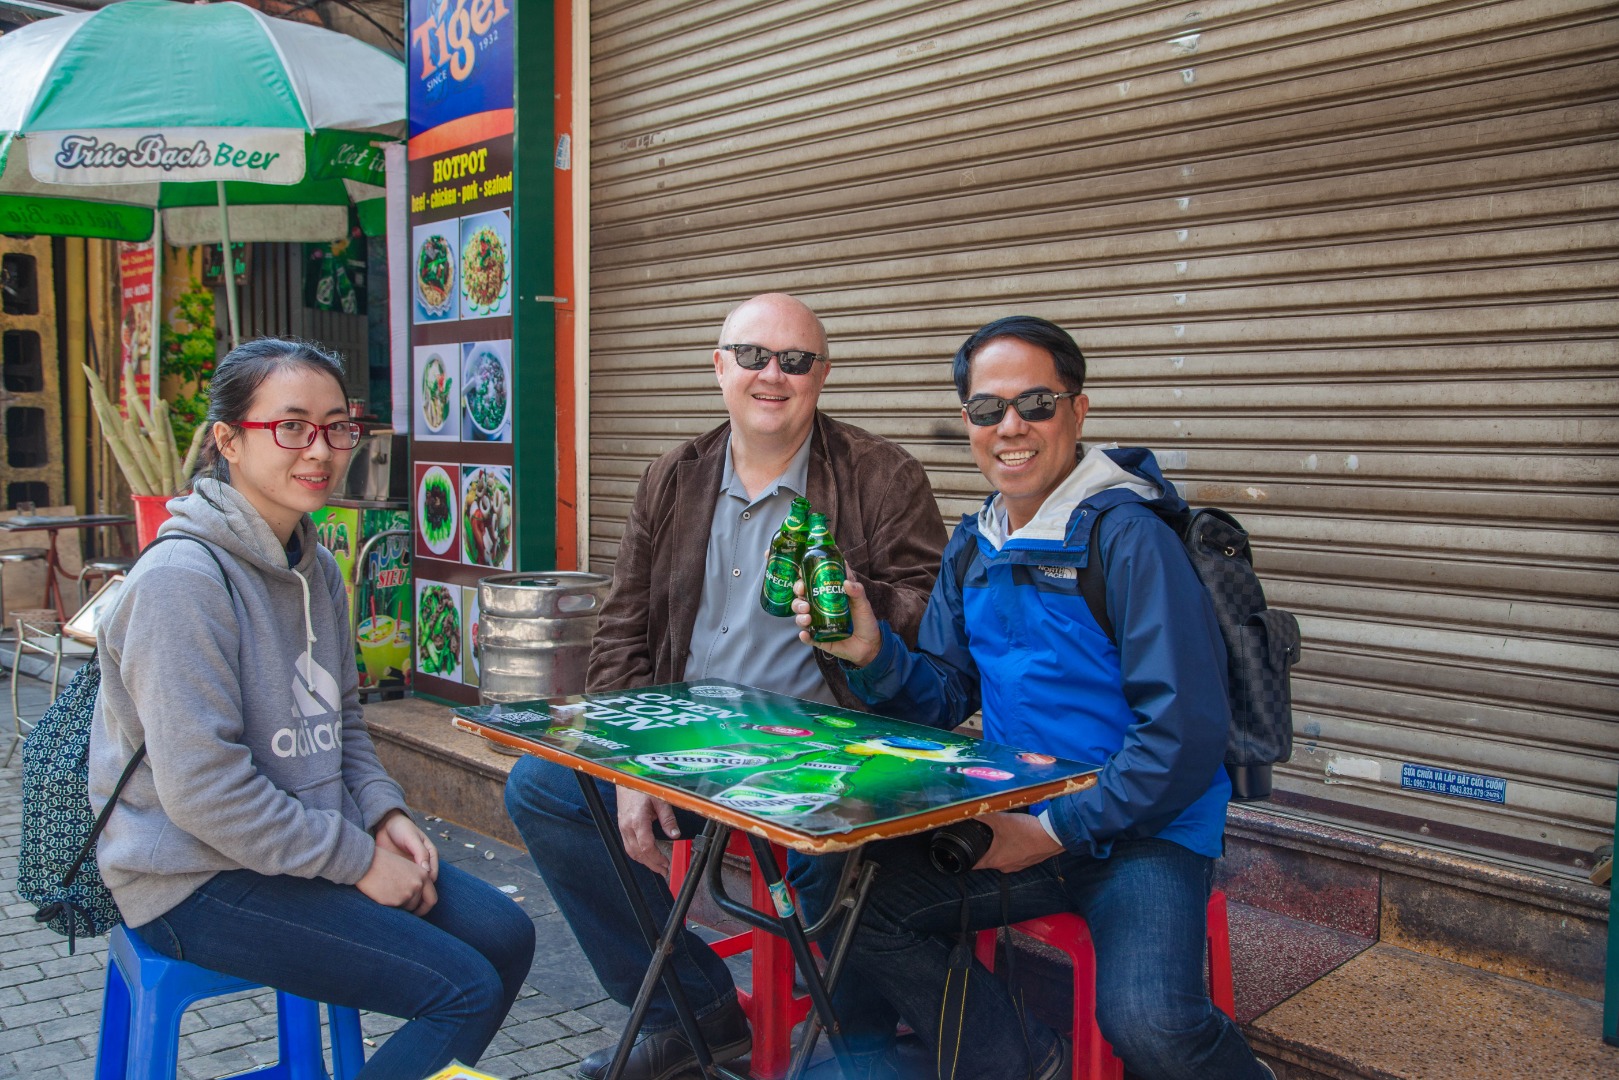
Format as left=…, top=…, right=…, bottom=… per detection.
left=358, top=808, right=440, bottom=915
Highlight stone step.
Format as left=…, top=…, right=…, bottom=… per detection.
left=1248, top=942, right=1618, bottom=1080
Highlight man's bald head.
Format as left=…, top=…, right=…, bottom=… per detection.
left=718, top=293, right=829, bottom=358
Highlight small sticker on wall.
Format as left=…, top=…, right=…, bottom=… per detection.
left=1400, top=763, right=1506, bottom=804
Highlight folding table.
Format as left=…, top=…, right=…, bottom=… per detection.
left=454, top=680, right=1101, bottom=1080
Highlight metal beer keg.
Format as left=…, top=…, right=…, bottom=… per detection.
left=477, top=572, right=611, bottom=706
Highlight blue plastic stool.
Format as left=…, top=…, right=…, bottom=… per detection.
left=96, top=924, right=366, bottom=1080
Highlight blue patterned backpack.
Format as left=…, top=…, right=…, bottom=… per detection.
left=17, top=535, right=231, bottom=951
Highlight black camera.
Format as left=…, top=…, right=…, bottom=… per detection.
left=929, top=819, right=994, bottom=875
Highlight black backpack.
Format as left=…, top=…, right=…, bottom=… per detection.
left=956, top=505, right=1301, bottom=801
left=17, top=535, right=232, bottom=950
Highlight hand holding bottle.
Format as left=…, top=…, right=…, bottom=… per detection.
left=792, top=575, right=883, bottom=668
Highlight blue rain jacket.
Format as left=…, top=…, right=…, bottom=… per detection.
left=847, top=446, right=1231, bottom=859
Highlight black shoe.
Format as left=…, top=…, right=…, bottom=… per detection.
left=577, top=998, right=751, bottom=1080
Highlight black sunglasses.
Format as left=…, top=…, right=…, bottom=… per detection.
left=722, top=343, right=826, bottom=376
left=962, top=390, right=1082, bottom=427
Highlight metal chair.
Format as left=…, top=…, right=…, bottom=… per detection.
left=78, top=555, right=135, bottom=606
left=4, top=608, right=63, bottom=768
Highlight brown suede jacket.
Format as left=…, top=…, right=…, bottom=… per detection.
left=588, top=412, right=948, bottom=708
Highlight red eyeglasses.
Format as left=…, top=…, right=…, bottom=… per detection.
left=237, top=419, right=364, bottom=450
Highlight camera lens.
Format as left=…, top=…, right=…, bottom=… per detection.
left=929, top=819, right=993, bottom=875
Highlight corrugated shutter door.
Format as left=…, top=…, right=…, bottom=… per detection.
left=587, top=0, right=1619, bottom=874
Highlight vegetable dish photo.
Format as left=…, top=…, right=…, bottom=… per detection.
left=417, top=584, right=461, bottom=677
left=421, top=354, right=452, bottom=432
left=462, top=467, right=513, bottom=568
left=417, top=466, right=457, bottom=556
left=415, top=233, right=454, bottom=318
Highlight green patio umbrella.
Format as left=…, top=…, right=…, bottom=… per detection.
left=0, top=0, right=404, bottom=344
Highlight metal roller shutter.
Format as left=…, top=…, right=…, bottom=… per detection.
left=586, top=0, right=1619, bottom=875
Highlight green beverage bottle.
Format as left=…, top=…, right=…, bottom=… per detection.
left=759, top=496, right=813, bottom=616
left=713, top=749, right=866, bottom=818
left=801, top=513, right=852, bottom=642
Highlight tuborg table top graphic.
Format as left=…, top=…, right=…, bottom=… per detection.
left=453, top=680, right=1101, bottom=841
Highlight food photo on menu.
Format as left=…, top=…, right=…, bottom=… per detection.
left=460, top=341, right=510, bottom=442
left=414, top=344, right=459, bottom=440
left=415, top=463, right=459, bottom=559
left=461, top=465, right=514, bottom=570
left=413, top=221, right=457, bottom=322
left=458, top=209, right=511, bottom=319
left=415, top=579, right=462, bottom=681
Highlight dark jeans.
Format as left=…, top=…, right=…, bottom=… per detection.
left=132, top=862, right=535, bottom=1080
left=504, top=755, right=740, bottom=1031
left=504, top=756, right=862, bottom=1035
left=811, top=833, right=1266, bottom=1080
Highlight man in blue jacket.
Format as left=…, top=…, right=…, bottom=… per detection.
left=794, top=316, right=1272, bottom=1080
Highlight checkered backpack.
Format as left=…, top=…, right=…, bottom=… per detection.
left=17, top=535, right=231, bottom=951
left=1079, top=506, right=1301, bottom=801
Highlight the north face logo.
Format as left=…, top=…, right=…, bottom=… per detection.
left=1038, top=565, right=1076, bottom=580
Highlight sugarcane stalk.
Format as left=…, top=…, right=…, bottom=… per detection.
left=81, top=362, right=208, bottom=497
left=99, top=410, right=157, bottom=497
left=180, top=423, right=207, bottom=488
left=82, top=364, right=156, bottom=496
left=151, top=400, right=176, bottom=496
left=154, top=401, right=187, bottom=492
left=121, top=414, right=163, bottom=495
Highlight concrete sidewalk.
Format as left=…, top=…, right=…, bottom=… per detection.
left=0, top=667, right=631, bottom=1080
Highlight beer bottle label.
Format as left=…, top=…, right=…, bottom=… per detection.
left=762, top=552, right=800, bottom=606
left=809, top=560, right=849, bottom=617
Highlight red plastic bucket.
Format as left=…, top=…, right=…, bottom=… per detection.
left=131, top=494, right=173, bottom=549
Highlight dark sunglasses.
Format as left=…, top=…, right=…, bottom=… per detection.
left=722, top=343, right=826, bottom=376
left=237, top=419, right=364, bottom=450
left=962, top=390, right=1082, bottom=427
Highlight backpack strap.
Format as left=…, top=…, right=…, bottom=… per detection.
left=1075, top=509, right=1116, bottom=644
left=141, top=533, right=235, bottom=601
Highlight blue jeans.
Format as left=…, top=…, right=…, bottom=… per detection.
left=818, top=834, right=1265, bottom=1080
left=504, top=755, right=740, bottom=1031
left=132, top=862, right=535, bottom=1080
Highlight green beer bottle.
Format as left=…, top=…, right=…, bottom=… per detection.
left=759, top=496, right=813, bottom=616
left=801, top=513, right=852, bottom=642
left=713, top=749, right=865, bottom=818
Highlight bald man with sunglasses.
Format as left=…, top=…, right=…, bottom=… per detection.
left=505, top=293, right=946, bottom=1080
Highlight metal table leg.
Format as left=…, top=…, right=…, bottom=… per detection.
left=783, top=858, right=880, bottom=1080
left=574, top=773, right=747, bottom=1080
left=740, top=834, right=863, bottom=1077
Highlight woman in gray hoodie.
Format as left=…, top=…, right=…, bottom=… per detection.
left=89, top=339, right=534, bottom=1078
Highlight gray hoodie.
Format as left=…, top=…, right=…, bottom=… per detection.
left=89, top=480, right=407, bottom=927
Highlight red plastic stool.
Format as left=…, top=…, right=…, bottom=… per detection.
left=670, top=835, right=812, bottom=1079
left=974, top=889, right=1235, bottom=1080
